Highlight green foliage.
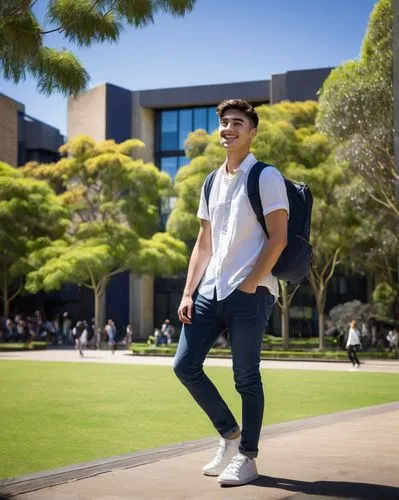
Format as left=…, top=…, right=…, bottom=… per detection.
left=23, top=136, right=187, bottom=326
left=0, top=161, right=68, bottom=314
left=0, top=342, right=47, bottom=351
left=184, top=129, right=212, bottom=159
left=166, top=140, right=222, bottom=241
left=334, top=176, right=398, bottom=281
left=317, top=0, right=396, bottom=219
left=131, top=343, right=396, bottom=359
left=252, top=101, right=331, bottom=169
left=372, top=282, right=398, bottom=320
left=0, top=0, right=196, bottom=96
left=329, top=300, right=375, bottom=337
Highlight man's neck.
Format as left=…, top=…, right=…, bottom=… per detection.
left=226, top=150, right=250, bottom=174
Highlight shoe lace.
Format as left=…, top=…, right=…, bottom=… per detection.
left=224, top=455, right=247, bottom=475
left=213, top=441, right=227, bottom=462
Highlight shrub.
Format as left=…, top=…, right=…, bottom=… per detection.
left=329, top=300, right=374, bottom=337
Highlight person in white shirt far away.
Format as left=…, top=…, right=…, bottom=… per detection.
left=386, top=328, right=399, bottom=357
left=173, top=99, right=289, bottom=487
left=346, top=319, right=362, bottom=369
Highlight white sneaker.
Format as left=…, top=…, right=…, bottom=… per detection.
left=202, top=436, right=240, bottom=476
left=217, top=453, right=259, bottom=486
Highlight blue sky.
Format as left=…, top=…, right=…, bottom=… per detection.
left=0, top=0, right=377, bottom=135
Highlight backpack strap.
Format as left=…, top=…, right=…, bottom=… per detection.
left=204, top=169, right=218, bottom=210
left=247, top=161, right=271, bottom=238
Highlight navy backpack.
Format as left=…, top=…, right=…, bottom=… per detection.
left=203, top=161, right=313, bottom=283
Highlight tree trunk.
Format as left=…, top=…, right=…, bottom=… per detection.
left=318, top=311, right=325, bottom=350
left=281, top=307, right=289, bottom=350
left=393, top=0, right=399, bottom=302
left=280, top=282, right=289, bottom=349
left=94, top=289, right=105, bottom=338
left=2, top=274, right=9, bottom=317
left=309, top=275, right=326, bottom=350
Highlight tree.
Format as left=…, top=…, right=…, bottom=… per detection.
left=334, top=175, right=398, bottom=288
left=184, top=129, right=211, bottom=160
left=372, top=282, right=398, bottom=321
left=168, top=101, right=343, bottom=346
left=0, top=161, right=68, bottom=316
left=277, top=281, right=299, bottom=349
left=284, top=157, right=350, bottom=349
left=317, top=0, right=397, bottom=219
left=0, top=0, right=196, bottom=96
left=329, top=300, right=374, bottom=340
left=22, top=136, right=187, bottom=329
left=166, top=130, right=221, bottom=243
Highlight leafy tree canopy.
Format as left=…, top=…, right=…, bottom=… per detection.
left=22, top=135, right=187, bottom=327
left=0, top=0, right=196, bottom=96
left=0, top=161, right=68, bottom=315
left=317, top=0, right=396, bottom=219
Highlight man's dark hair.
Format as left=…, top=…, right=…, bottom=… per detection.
left=216, top=99, right=259, bottom=128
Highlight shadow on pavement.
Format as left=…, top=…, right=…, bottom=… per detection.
left=250, top=475, right=399, bottom=499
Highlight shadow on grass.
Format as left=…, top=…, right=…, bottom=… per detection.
left=243, top=475, right=399, bottom=499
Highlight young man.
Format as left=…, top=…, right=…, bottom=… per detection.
left=173, top=99, right=289, bottom=486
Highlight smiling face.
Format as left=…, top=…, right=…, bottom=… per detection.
left=218, top=109, right=257, bottom=153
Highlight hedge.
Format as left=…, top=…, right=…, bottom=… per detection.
left=0, top=342, right=48, bottom=352
left=130, top=344, right=397, bottom=360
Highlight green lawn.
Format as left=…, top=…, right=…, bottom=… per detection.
left=1, top=360, right=398, bottom=479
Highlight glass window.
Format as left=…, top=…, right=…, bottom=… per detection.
left=178, top=109, right=193, bottom=150
left=194, top=108, right=207, bottom=131
left=161, top=157, right=178, bottom=179
left=178, top=156, right=190, bottom=168
left=161, top=111, right=178, bottom=151
left=207, top=107, right=218, bottom=133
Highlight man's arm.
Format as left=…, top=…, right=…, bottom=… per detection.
left=178, top=219, right=212, bottom=324
left=238, top=209, right=288, bottom=293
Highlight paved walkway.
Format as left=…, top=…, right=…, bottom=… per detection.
left=1, top=348, right=399, bottom=373
left=2, top=403, right=398, bottom=499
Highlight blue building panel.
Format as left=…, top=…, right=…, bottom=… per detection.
left=106, top=84, right=132, bottom=142
left=106, top=271, right=130, bottom=333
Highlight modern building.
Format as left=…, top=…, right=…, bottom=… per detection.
left=0, top=93, right=64, bottom=167
left=67, top=67, right=344, bottom=338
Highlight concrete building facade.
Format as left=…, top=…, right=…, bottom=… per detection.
left=0, top=93, right=64, bottom=167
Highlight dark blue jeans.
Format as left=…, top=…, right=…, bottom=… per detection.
left=173, top=286, right=275, bottom=458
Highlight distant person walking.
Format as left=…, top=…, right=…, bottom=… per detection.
left=346, top=320, right=361, bottom=369
left=61, top=312, right=71, bottom=345
left=72, top=321, right=86, bottom=358
left=124, top=323, right=133, bottom=347
left=161, top=318, right=174, bottom=344
left=105, top=319, right=117, bottom=354
left=386, top=328, right=399, bottom=358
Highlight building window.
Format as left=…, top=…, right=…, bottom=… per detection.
left=178, top=109, right=193, bottom=150
left=194, top=108, right=207, bottom=131
left=157, top=106, right=217, bottom=226
left=158, top=106, right=217, bottom=157
left=178, top=156, right=190, bottom=168
left=207, top=107, right=219, bottom=133
left=161, top=111, right=178, bottom=151
left=160, top=157, right=178, bottom=179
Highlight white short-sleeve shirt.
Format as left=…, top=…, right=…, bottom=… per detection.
left=197, top=153, right=289, bottom=300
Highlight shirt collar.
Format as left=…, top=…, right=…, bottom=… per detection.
left=222, top=152, right=256, bottom=176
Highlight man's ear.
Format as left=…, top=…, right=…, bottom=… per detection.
left=250, top=127, right=258, bottom=140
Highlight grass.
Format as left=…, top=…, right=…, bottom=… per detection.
left=0, top=360, right=398, bottom=479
